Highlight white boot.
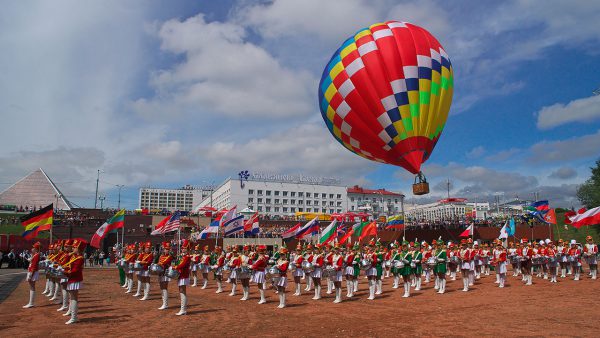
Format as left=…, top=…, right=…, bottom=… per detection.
left=305, top=278, right=312, bottom=291
left=126, top=278, right=133, bottom=293
left=240, top=286, right=249, bottom=301
left=326, top=279, right=332, bottom=294
left=216, top=280, right=223, bottom=293
left=42, top=280, right=49, bottom=295
left=47, top=281, right=54, bottom=297
left=50, top=284, right=60, bottom=300
left=367, top=280, right=375, bottom=300
left=229, top=284, right=237, bottom=296
left=63, top=294, right=72, bottom=316
left=133, top=280, right=142, bottom=297
left=526, top=275, right=532, bottom=285
left=499, top=274, right=505, bottom=288
left=376, top=279, right=382, bottom=295
left=592, top=269, right=597, bottom=280
left=438, top=279, right=446, bottom=294
left=192, top=275, right=198, bottom=287
left=403, top=282, right=410, bottom=298
left=258, top=289, right=267, bottom=304
left=202, top=279, right=208, bottom=289
left=158, top=289, right=168, bottom=310
left=469, top=272, right=474, bottom=286
left=65, top=300, right=78, bottom=325
left=415, top=277, right=421, bottom=291
left=451, top=271, right=456, bottom=281
left=561, top=268, right=566, bottom=278
left=333, top=287, right=342, bottom=303
left=58, top=289, right=68, bottom=311
left=278, top=292, right=286, bottom=308
left=393, top=276, right=399, bottom=289
left=495, top=273, right=500, bottom=284
left=294, top=283, right=301, bottom=296
left=462, top=277, right=469, bottom=292
left=434, top=276, right=439, bottom=290
left=353, top=279, right=358, bottom=292
left=140, top=282, right=150, bottom=300
left=410, top=276, right=416, bottom=287
left=176, top=293, right=187, bottom=315
left=312, top=285, right=321, bottom=300
left=23, top=290, right=35, bottom=308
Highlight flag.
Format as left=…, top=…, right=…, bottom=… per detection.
left=90, top=209, right=125, bottom=248
left=21, top=204, right=53, bottom=240
left=544, top=209, right=557, bottom=224
left=508, top=218, right=516, bottom=236
left=530, top=200, right=550, bottom=214
left=161, top=211, right=182, bottom=234
left=459, top=223, right=473, bottom=238
left=244, top=212, right=260, bottom=236
left=358, top=221, right=377, bottom=242
left=498, top=221, right=509, bottom=239
left=224, top=215, right=245, bottom=237
left=339, top=227, right=354, bottom=245
left=219, top=206, right=238, bottom=227
left=352, top=221, right=370, bottom=238
left=525, top=209, right=548, bottom=224
left=319, top=220, right=338, bottom=245
left=282, top=223, right=301, bottom=240
left=295, top=217, right=319, bottom=240
left=151, top=215, right=171, bottom=235
left=567, top=206, right=600, bottom=229
left=200, top=220, right=220, bottom=239
left=386, top=215, right=404, bottom=225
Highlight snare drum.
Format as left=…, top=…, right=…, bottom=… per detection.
left=393, top=260, right=404, bottom=269
left=302, top=261, right=314, bottom=273
left=359, top=259, right=372, bottom=271
left=133, top=261, right=143, bottom=271
left=165, top=267, right=180, bottom=279
left=149, top=263, right=164, bottom=275
left=427, top=257, right=437, bottom=267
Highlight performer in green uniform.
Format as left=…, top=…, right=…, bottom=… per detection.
left=412, top=242, right=423, bottom=291
left=399, top=242, right=413, bottom=298
left=375, top=241, right=384, bottom=295
left=352, top=244, right=361, bottom=293
left=390, top=244, right=402, bottom=289
left=434, top=241, right=447, bottom=294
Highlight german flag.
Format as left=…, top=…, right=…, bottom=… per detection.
left=21, top=204, right=53, bottom=239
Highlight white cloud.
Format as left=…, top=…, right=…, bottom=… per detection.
left=530, top=130, right=600, bottom=162
left=466, top=146, right=485, bottom=159
left=548, top=167, right=577, bottom=180
left=536, top=95, right=600, bottom=130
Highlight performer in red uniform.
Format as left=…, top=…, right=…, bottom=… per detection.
left=251, top=245, right=268, bottom=304
left=137, top=242, right=154, bottom=300
left=190, top=245, right=200, bottom=287
left=228, top=247, right=242, bottom=297
left=174, top=239, right=191, bottom=315
left=311, top=245, right=325, bottom=300
left=568, top=239, right=582, bottom=281
left=521, top=239, right=533, bottom=285
left=133, top=243, right=145, bottom=297
left=331, top=245, right=344, bottom=304
left=291, top=244, right=304, bottom=296
left=49, top=240, right=64, bottom=301
left=200, top=246, right=211, bottom=289
left=42, top=243, right=54, bottom=296
left=276, top=247, right=289, bottom=308
left=492, top=241, right=507, bottom=288
left=213, top=246, right=226, bottom=295
left=459, top=239, right=472, bottom=292
left=57, top=240, right=73, bottom=312
left=157, top=241, right=174, bottom=310
left=64, top=239, right=85, bottom=325
left=343, top=244, right=356, bottom=298
left=23, top=242, right=41, bottom=308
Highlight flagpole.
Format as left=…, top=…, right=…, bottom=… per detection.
left=178, top=227, right=181, bottom=256
left=401, top=195, right=406, bottom=241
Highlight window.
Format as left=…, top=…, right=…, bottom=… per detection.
left=336, top=209, right=342, bottom=213
left=283, top=191, right=288, bottom=196
left=283, top=207, right=288, bottom=212
left=290, top=207, right=296, bottom=212
left=290, top=200, right=295, bottom=205
left=275, top=199, right=280, bottom=204
left=351, top=197, right=355, bottom=202
left=337, top=201, right=342, bottom=206
left=329, top=201, right=334, bottom=206
left=298, top=192, right=303, bottom=197
left=257, top=190, right=263, bottom=196
left=257, top=198, right=263, bottom=203
left=266, top=191, right=271, bottom=196
left=322, top=208, right=327, bottom=213
left=274, top=191, right=280, bottom=196
left=257, top=206, right=263, bottom=211
left=298, top=208, right=303, bottom=212
left=351, top=206, right=355, bottom=211
left=290, top=192, right=295, bottom=197
left=266, top=198, right=271, bottom=204
left=314, top=200, right=319, bottom=206
left=306, top=192, right=311, bottom=198
left=266, top=207, right=271, bottom=212
left=283, top=199, right=288, bottom=204
left=395, top=199, right=398, bottom=203
left=306, top=200, right=311, bottom=205
left=248, top=189, right=254, bottom=194
left=298, top=200, right=303, bottom=205
left=329, top=209, right=334, bottom=214
left=329, top=194, right=334, bottom=199
left=274, top=207, right=279, bottom=212
left=337, top=194, right=342, bottom=199
left=322, top=193, right=326, bottom=198
left=248, top=198, right=254, bottom=203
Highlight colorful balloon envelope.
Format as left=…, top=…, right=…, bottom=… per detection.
left=318, top=21, right=453, bottom=175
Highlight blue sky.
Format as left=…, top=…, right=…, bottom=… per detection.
left=1, top=0, right=599, bottom=209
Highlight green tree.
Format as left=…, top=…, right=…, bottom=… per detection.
left=577, top=159, right=600, bottom=208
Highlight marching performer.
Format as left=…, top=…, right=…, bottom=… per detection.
left=63, top=239, right=85, bottom=325
left=213, top=246, right=226, bottom=294
left=521, top=239, right=533, bottom=285
left=412, top=242, right=423, bottom=291
left=124, top=244, right=137, bottom=293
left=492, top=241, right=507, bottom=288
left=390, top=243, right=401, bottom=289
left=23, top=242, right=41, bottom=308
left=157, top=241, right=174, bottom=310
left=57, top=240, right=72, bottom=312
left=42, top=243, right=54, bottom=296
left=190, top=245, right=200, bottom=287
left=228, top=247, right=241, bottom=296
left=310, top=245, right=324, bottom=300
left=49, top=240, right=64, bottom=302
left=251, top=245, right=268, bottom=304
left=568, top=239, right=582, bottom=281
left=447, top=242, right=458, bottom=281
left=384, top=247, right=392, bottom=278
left=557, top=239, right=568, bottom=277
left=433, top=241, right=447, bottom=294
left=304, top=244, right=313, bottom=292
left=546, top=241, right=559, bottom=283
left=331, top=245, right=344, bottom=303
left=423, top=243, right=433, bottom=284
left=584, top=236, right=598, bottom=280
left=275, top=247, right=289, bottom=308
left=324, top=245, right=334, bottom=295
left=374, top=242, right=384, bottom=295
left=173, top=239, right=192, bottom=316
left=482, top=243, right=491, bottom=276
left=508, top=242, right=519, bottom=277
left=344, top=244, right=356, bottom=297
left=352, top=244, right=361, bottom=293
left=292, top=244, right=304, bottom=296
left=137, top=241, right=154, bottom=301
left=200, top=246, right=212, bottom=289
left=460, top=239, right=472, bottom=292
left=398, top=242, right=412, bottom=298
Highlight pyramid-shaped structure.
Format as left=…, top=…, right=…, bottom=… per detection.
left=0, top=168, right=72, bottom=210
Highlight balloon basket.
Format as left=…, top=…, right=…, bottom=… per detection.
left=412, top=182, right=430, bottom=195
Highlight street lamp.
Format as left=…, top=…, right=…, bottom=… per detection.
left=116, top=184, right=125, bottom=210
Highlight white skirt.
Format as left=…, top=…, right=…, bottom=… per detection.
left=230, top=269, right=238, bottom=279
left=497, top=262, right=507, bottom=274
left=214, top=267, right=223, bottom=276
left=139, top=270, right=150, bottom=277
left=293, top=269, right=304, bottom=277
left=311, top=267, right=322, bottom=279
left=201, top=266, right=211, bottom=274
left=178, top=278, right=190, bottom=286
left=333, top=270, right=343, bottom=282
left=461, top=261, right=471, bottom=270
left=344, top=266, right=354, bottom=276
left=586, top=256, right=598, bottom=265
left=67, top=281, right=82, bottom=290
left=159, top=275, right=171, bottom=282
left=366, top=267, right=377, bottom=276
left=191, top=264, right=198, bottom=272
left=26, top=271, right=39, bottom=282
left=276, top=276, right=288, bottom=288
left=252, top=271, right=266, bottom=284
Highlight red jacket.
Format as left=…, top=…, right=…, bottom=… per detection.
left=28, top=253, right=40, bottom=273
left=138, top=253, right=154, bottom=270
left=294, top=255, right=304, bottom=265
left=277, top=260, right=289, bottom=276
left=65, top=254, right=84, bottom=283
left=158, top=254, right=173, bottom=269
left=174, top=255, right=191, bottom=279
left=251, top=256, right=267, bottom=271
left=126, top=253, right=137, bottom=263
left=345, top=253, right=354, bottom=265
left=215, top=255, right=225, bottom=267
left=333, top=255, right=343, bottom=271
left=314, top=255, right=324, bottom=268
left=229, top=257, right=241, bottom=268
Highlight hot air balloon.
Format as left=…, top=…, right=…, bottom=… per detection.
left=318, top=21, right=453, bottom=195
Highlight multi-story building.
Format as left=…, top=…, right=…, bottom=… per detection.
left=405, top=198, right=492, bottom=221
left=139, top=185, right=211, bottom=212
left=346, top=185, right=404, bottom=216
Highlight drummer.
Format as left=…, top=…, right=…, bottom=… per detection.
left=492, top=241, right=507, bottom=288
left=42, top=243, right=54, bottom=297
left=49, top=240, right=65, bottom=302
left=331, top=244, right=344, bottom=303
left=546, top=240, right=559, bottom=283
left=411, top=242, right=423, bottom=291
left=398, top=241, right=413, bottom=298
left=324, top=244, right=335, bottom=295
left=363, top=241, right=377, bottom=300
left=310, top=244, right=324, bottom=300
left=63, top=239, right=85, bottom=325
left=521, top=238, right=533, bottom=285
left=228, top=246, right=241, bottom=297
left=275, top=247, right=289, bottom=308
left=389, top=242, right=401, bottom=289
left=190, top=244, right=200, bottom=287
left=447, top=242, right=458, bottom=281
left=23, top=241, right=41, bottom=308
left=291, top=244, right=304, bottom=296
left=138, top=241, right=154, bottom=301
left=57, top=240, right=73, bottom=313
left=173, top=239, right=192, bottom=315
left=250, top=245, right=268, bottom=304
left=583, top=236, right=598, bottom=280
left=459, top=239, right=472, bottom=292
left=433, top=241, right=447, bottom=294
left=557, top=239, right=568, bottom=277
left=200, top=245, right=212, bottom=289
left=213, top=246, right=226, bottom=295
left=343, top=243, right=356, bottom=297
left=157, top=241, right=174, bottom=310
left=568, top=239, right=582, bottom=281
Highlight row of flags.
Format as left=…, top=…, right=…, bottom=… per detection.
left=280, top=217, right=378, bottom=245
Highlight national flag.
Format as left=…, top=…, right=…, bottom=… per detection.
left=21, top=204, right=53, bottom=240
left=224, top=215, right=245, bottom=237
left=352, top=221, right=369, bottom=238
left=530, top=200, right=550, bottom=214
left=358, top=221, right=377, bottom=242
left=386, top=215, right=405, bottom=225
left=459, top=223, right=474, bottom=238
left=567, top=206, right=600, bottom=229
left=295, top=217, right=319, bottom=240
left=282, top=223, right=301, bottom=240
left=319, top=220, right=338, bottom=245
left=525, top=209, right=548, bottom=224
left=219, top=206, right=238, bottom=227
left=151, top=215, right=171, bottom=235
left=244, top=212, right=260, bottom=236
left=508, top=218, right=516, bottom=236
left=161, top=211, right=182, bottom=234
left=339, top=227, right=354, bottom=245
left=544, top=209, right=557, bottom=224
left=200, top=220, right=220, bottom=239
left=90, top=209, right=125, bottom=248
left=498, top=221, right=509, bottom=239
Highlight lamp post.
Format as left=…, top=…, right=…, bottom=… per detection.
left=94, top=169, right=101, bottom=209
left=116, top=184, right=125, bottom=210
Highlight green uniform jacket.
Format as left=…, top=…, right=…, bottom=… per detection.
left=376, top=253, right=384, bottom=278
left=400, top=251, right=413, bottom=276
left=434, top=249, right=447, bottom=274
left=391, top=252, right=402, bottom=275
left=353, top=254, right=361, bottom=277
left=412, top=251, right=423, bottom=275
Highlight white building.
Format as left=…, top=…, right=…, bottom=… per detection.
left=347, top=185, right=404, bottom=216
left=194, top=173, right=347, bottom=217
left=139, top=185, right=212, bottom=212
left=405, top=198, right=491, bottom=221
